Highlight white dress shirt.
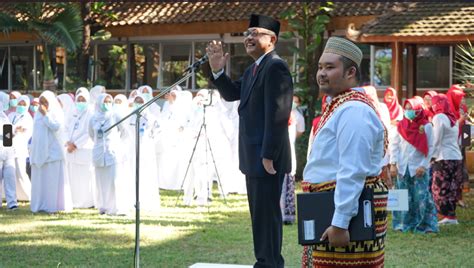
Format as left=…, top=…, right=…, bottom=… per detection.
left=432, top=113, right=462, bottom=161
left=389, top=122, right=434, bottom=177
left=303, top=101, right=385, bottom=229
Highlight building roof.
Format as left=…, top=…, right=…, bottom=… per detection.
left=92, top=2, right=402, bottom=27
left=350, top=2, right=474, bottom=43
left=0, top=2, right=402, bottom=27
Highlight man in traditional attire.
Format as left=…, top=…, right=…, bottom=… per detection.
left=207, top=14, right=293, bottom=267
left=302, top=37, right=388, bottom=267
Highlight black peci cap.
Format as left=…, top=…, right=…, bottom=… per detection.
left=248, top=14, right=280, bottom=37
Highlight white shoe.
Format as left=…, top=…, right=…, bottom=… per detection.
left=438, top=218, right=459, bottom=225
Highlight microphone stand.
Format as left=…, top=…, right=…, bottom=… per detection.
left=104, top=55, right=208, bottom=268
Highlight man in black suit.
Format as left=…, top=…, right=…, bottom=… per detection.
left=206, top=14, right=293, bottom=268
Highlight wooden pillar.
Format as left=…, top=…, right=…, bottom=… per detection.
left=407, top=44, right=417, bottom=98
left=391, top=42, right=404, bottom=103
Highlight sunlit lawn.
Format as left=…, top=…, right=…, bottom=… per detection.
left=1, top=185, right=473, bottom=267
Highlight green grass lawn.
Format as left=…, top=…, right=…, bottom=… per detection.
left=1, top=186, right=473, bottom=267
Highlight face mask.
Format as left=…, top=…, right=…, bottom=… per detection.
left=133, top=103, right=142, bottom=109
left=16, top=106, right=27, bottom=114
left=30, top=105, right=39, bottom=112
left=10, top=99, right=18, bottom=107
left=404, top=110, right=416, bottom=120
left=2, top=102, right=9, bottom=112
left=101, top=103, right=112, bottom=112
left=76, top=102, right=88, bottom=112
left=142, top=93, right=152, bottom=101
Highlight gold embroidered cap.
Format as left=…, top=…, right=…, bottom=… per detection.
left=323, top=37, right=363, bottom=67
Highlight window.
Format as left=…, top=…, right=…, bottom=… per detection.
left=161, top=43, right=191, bottom=89
left=96, top=44, right=127, bottom=89
left=10, top=46, right=34, bottom=91
left=0, top=48, right=8, bottom=90
left=357, top=44, right=370, bottom=86
left=373, top=45, right=392, bottom=87
left=131, top=44, right=160, bottom=89
left=417, top=46, right=450, bottom=88
left=229, top=43, right=253, bottom=81
left=194, top=42, right=212, bottom=89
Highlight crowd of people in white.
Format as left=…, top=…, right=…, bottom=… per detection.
left=0, top=85, right=253, bottom=215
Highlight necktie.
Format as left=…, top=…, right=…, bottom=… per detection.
left=252, top=63, right=258, bottom=77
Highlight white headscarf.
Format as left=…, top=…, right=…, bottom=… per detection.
left=137, top=85, right=161, bottom=116
left=93, top=93, right=114, bottom=121
left=17, top=95, right=31, bottom=109
left=137, top=85, right=153, bottom=101
left=0, top=91, right=11, bottom=121
left=90, top=85, right=106, bottom=107
left=114, top=94, right=129, bottom=117
left=57, top=94, right=75, bottom=119
left=30, top=90, right=64, bottom=167
left=75, top=90, right=91, bottom=114
left=76, top=87, right=88, bottom=96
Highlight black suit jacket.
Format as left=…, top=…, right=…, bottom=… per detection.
left=211, top=51, right=293, bottom=177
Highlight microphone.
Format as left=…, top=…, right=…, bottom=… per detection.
left=184, top=54, right=209, bottom=73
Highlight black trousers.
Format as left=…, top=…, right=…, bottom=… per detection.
left=246, top=172, right=285, bottom=268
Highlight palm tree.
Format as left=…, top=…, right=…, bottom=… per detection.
left=454, top=40, right=474, bottom=87
left=0, top=3, right=83, bottom=91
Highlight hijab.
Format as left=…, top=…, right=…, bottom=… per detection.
left=57, top=93, right=75, bottom=120
left=423, top=90, right=438, bottom=121
left=446, top=84, right=465, bottom=120
left=383, top=87, right=403, bottom=121
left=30, top=90, right=64, bottom=167
left=432, top=94, right=456, bottom=127
left=397, top=97, right=429, bottom=156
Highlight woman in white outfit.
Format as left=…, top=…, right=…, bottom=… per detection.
left=8, top=95, right=33, bottom=201
left=89, top=93, right=130, bottom=215
left=65, top=90, right=95, bottom=208
left=30, top=90, right=73, bottom=213
left=126, top=94, right=160, bottom=211
left=157, top=89, right=191, bottom=190
left=137, top=85, right=161, bottom=116
left=113, top=94, right=130, bottom=118
left=0, top=92, right=18, bottom=210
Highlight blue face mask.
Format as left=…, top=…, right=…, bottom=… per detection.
left=76, top=102, right=88, bottom=112
left=10, top=99, right=18, bottom=107
left=142, top=93, right=152, bottom=101
left=101, top=103, right=112, bottom=112
left=16, top=105, right=27, bottom=114
left=133, top=103, right=142, bottom=109
left=404, top=110, right=416, bottom=120
left=30, top=105, right=38, bottom=112
left=3, top=102, right=9, bottom=112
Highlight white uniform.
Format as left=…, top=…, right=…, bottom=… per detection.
left=0, top=92, right=17, bottom=209
left=157, top=90, right=192, bottom=190
left=65, top=91, right=95, bottom=208
left=89, top=93, right=130, bottom=215
left=126, top=94, right=161, bottom=211
left=8, top=95, right=33, bottom=201
left=30, top=91, right=73, bottom=213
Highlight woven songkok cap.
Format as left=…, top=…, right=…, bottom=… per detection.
left=323, top=37, right=363, bottom=67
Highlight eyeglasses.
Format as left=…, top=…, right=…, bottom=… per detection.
left=243, top=30, right=272, bottom=38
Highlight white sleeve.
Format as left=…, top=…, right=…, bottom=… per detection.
left=295, top=111, right=305, bottom=133
left=332, top=105, right=383, bottom=229
left=422, top=123, right=434, bottom=169
left=389, top=127, right=400, bottom=165
left=212, top=69, right=225, bottom=80
left=431, top=115, right=444, bottom=160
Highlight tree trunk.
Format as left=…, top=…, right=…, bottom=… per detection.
left=42, top=44, right=57, bottom=91
left=78, top=2, right=91, bottom=83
